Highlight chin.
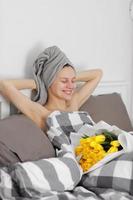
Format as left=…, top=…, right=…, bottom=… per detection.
left=64, top=95, right=72, bottom=101
left=60, top=91, right=73, bottom=101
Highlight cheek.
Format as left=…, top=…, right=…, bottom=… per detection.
left=51, top=82, right=64, bottom=92
left=58, top=83, right=66, bottom=89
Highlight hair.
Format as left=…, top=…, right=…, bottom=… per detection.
left=63, top=64, right=76, bottom=72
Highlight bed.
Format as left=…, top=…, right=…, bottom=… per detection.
left=0, top=92, right=132, bottom=200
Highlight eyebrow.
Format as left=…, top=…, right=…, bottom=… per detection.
left=60, top=77, right=76, bottom=80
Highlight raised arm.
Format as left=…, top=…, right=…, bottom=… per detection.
left=0, top=79, right=37, bottom=90
left=0, top=79, right=47, bottom=129
left=72, top=69, right=103, bottom=109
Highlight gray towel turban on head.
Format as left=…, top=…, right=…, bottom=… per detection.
left=31, top=46, right=75, bottom=105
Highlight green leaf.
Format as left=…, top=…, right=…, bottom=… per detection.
left=82, top=134, right=89, bottom=139
left=102, top=131, right=117, bottom=142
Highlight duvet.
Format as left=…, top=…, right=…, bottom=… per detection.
left=0, top=110, right=133, bottom=200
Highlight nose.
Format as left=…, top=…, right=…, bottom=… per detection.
left=67, top=81, right=75, bottom=89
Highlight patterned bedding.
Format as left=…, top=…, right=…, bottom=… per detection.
left=0, top=111, right=133, bottom=200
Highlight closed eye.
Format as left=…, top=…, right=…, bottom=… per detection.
left=60, top=77, right=76, bottom=84
left=61, top=80, right=67, bottom=83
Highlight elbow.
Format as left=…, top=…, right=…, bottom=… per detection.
left=0, top=80, right=13, bottom=93
left=0, top=80, right=7, bottom=92
left=97, top=68, right=103, bottom=75
left=96, top=69, right=103, bottom=79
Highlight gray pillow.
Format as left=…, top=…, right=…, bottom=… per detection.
left=80, top=93, right=133, bottom=132
left=0, top=141, right=20, bottom=166
left=0, top=114, right=55, bottom=163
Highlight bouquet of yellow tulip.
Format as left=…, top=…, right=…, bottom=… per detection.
left=75, top=131, right=123, bottom=172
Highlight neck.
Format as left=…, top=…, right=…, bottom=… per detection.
left=45, top=98, right=68, bottom=112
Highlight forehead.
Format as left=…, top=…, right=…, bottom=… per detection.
left=57, top=66, right=76, bottom=78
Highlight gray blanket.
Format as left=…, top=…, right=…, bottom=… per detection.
left=31, top=46, right=74, bottom=105
left=0, top=111, right=133, bottom=200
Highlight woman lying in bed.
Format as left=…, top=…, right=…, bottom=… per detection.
left=0, top=47, right=133, bottom=200
left=0, top=46, right=103, bottom=131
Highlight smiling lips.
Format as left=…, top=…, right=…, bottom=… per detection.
left=63, top=90, right=73, bottom=95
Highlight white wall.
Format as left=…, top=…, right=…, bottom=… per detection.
left=0, top=0, right=133, bottom=119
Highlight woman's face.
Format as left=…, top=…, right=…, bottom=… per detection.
left=49, top=66, right=76, bottom=101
